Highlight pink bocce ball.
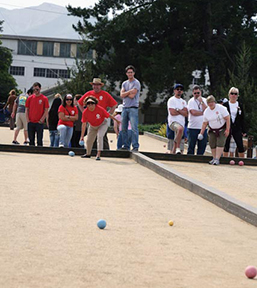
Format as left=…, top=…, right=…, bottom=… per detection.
left=245, top=266, right=257, bottom=279
left=239, top=161, right=244, bottom=166
left=229, top=160, right=235, bottom=165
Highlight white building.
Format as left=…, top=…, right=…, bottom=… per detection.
left=1, top=34, right=93, bottom=93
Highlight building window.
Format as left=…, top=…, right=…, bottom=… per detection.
left=60, top=43, right=71, bottom=57
left=34, top=68, right=46, bottom=77
left=43, top=42, right=54, bottom=56
left=10, top=66, right=25, bottom=76
left=59, top=69, right=70, bottom=79
left=18, top=40, right=37, bottom=55
left=46, top=69, right=59, bottom=78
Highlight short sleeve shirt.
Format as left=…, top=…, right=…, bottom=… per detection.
left=58, top=105, right=78, bottom=127
left=121, top=78, right=141, bottom=108
left=25, top=94, right=49, bottom=123
left=16, top=93, right=28, bottom=113
left=78, top=90, right=117, bottom=110
left=203, top=104, right=229, bottom=129
left=167, top=96, right=187, bottom=127
left=81, top=105, right=110, bottom=127
left=188, top=97, right=207, bottom=129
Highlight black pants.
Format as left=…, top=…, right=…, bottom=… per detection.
left=224, top=128, right=244, bottom=153
left=28, top=122, right=44, bottom=146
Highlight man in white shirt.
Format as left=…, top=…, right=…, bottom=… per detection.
left=187, top=85, right=208, bottom=155
left=167, top=84, right=188, bottom=154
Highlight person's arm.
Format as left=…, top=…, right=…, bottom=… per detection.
left=224, top=115, right=230, bottom=137
left=113, top=118, right=119, bottom=136
left=25, top=107, right=30, bottom=122
left=109, top=114, right=121, bottom=125
left=109, top=105, right=117, bottom=115
left=78, top=103, right=84, bottom=113
left=120, top=87, right=130, bottom=98
left=179, top=107, right=188, bottom=117
left=11, top=102, right=17, bottom=118
left=127, top=88, right=138, bottom=99
left=67, top=114, right=78, bottom=122
left=197, top=97, right=207, bottom=111
left=58, top=112, right=69, bottom=121
left=39, top=108, right=48, bottom=124
left=169, top=108, right=180, bottom=116
left=199, top=121, right=208, bottom=136
left=80, top=122, right=87, bottom=140
left=190, top=109, right=204, bottom=116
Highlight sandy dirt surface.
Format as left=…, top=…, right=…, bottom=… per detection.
left=161, top=161, right=257, bottom=208
left=0, top=151, right=257, bottom=288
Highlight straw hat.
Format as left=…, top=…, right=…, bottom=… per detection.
left=90, top=78, right=104, bottom=86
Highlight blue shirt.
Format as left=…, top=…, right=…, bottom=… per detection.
left=122, top=78, right=141, bottom=108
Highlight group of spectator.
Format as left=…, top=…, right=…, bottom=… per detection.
left=167, top=84, right=246, bottom=165
left=8, top=65, right=141, bottom=160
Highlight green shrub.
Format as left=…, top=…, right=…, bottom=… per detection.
left=138, top=123, right=162, bottom=134
left=157, top=124, right=167, bottom=137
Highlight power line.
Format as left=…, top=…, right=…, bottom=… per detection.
left=0, top=2, right=69, bottom=15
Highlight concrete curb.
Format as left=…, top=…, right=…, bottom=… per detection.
left=131, top=152, right=257, bottom=227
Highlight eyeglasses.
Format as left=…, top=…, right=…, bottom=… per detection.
left=66, top=98, right=72, bottom=101
left=87, top=102, right=95, bottom=105
left=194, top=92, right=200, bottom=95
left=230, top=92, right=238, bottom=95
left=176, top=88, right=183, bottom=91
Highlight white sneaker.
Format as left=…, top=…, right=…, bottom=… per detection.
left=175, top=148, right=181, bottom=154
left=213, top=159, right=220, bottom=165
left=59, top=144, right=64, bottom=148
left=209, top=159, right=215, bottom=165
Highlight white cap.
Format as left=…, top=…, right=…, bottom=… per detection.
left=115, top=104, right=123, bottom=113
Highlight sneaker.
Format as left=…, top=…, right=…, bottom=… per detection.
left=23, top=141, right=29, bottom=145
left=131, top=148, right=139, bottom=152
left=96, top=156, right=101, bottom=161
left=209, top=159, right=215, bottom=165
left=213, top=159, right=220, bottom=165
left=59, top=144, right=64, bottom=148
left=175, top=148, right=181, bottom=154
left=12, top=140, right=20, bottom=145
left=81, top=154, right=91, bottom=158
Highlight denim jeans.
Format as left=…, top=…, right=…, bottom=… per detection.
left=57, top=125, right=73, bottom=147
left=117, top=130, right=132, bottom=149
left=28, top=122, right=44, bottom=146
left=49, top=130, right=60, bottom=147
left=121, top=107, right=139, bottom=150
left=187, top=128, right=207, bottom=155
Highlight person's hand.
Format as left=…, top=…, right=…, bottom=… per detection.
left=11, top=112, right=15, bottom=118
left=242, top=133, right=247, bottom=137
left=198, top=134, right=203, bottom=140
left=224, top=129, right=230, bottom=137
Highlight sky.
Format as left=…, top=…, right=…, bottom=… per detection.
left=0, top=0, right=98, bottom=10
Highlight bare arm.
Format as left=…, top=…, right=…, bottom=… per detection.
left=127, top=88, right=137, bottom=99
left=190, top=109, right=204, bottom=116
left=169, top=108, right=180, bottom=116
left=200, top=122, right=208, bottom=135
left=109, top=114, right=121, bottom=126
left=109, top=105, right=117, bottom=115
left=25, top=107, right=30, bottom=122
left=179, top=107, right=188, bottom=117
left=78, top=103, right=84, bottom=113
left=11, top=102, right=17, bottom=118
left=39, top=108, right=48, bottom=123
left=80, top=122, right=87, bottom=140
left=224, top=115, right=230, bottom=137
left=113, top=118, right=119, bottom=136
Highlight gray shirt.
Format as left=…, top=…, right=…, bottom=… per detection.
left=16, top=93, right=28, bottom=113
left=122, top=78, right=141, bottom=108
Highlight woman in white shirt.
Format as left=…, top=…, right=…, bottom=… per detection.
left=198, top=95, right=230, bottom=165
left=223, top=87, right=247, bottom=158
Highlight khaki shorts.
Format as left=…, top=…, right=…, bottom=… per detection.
left=16, top=113, right=28, bottom=130
left=208, top=128, right=227, bottom=149
left=170, top=122, right=183, bottom=143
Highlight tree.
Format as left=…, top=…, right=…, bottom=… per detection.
left=67, top=0, right=257, bottom=107
left=0, top=21, right=17, bottom=102
left=223, top=42, right=257, bottom=142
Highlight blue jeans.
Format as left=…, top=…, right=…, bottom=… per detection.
left=121, top=107, right=139, bottom=150
left=57, top=125, right=73, bottom=147
left=49, top=130, right=60, bottom=147
left=117, top=130, right=132, bottom=149
left=28, top=122, right=44, bottom=146
left=187, top=128, right=207, bottom=155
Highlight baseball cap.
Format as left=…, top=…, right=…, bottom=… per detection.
left=174, top=83, right=184, bottom=90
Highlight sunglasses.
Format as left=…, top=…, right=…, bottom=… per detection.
left=230, top=93, right=238, bottom=95
left=176, top=88, right=183, bottom=91
left=66, top=98, right=72, bottom=101
left=33, top=88, right=39, bottom=91
left=194, top=92, right=200, bottom=95
left=87, top=102, right=95, bottom=105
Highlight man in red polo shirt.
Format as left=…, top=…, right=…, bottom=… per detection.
left=25, top=82, right=49, bottom=146
left=78, top=78, right=117, bottom=149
